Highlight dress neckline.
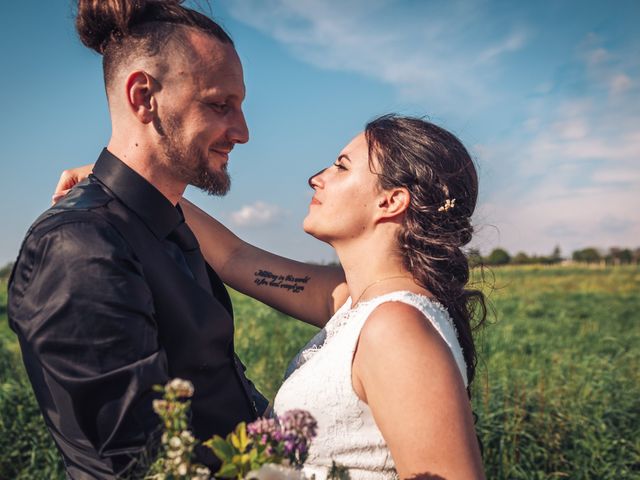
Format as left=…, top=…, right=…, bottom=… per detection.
left=347, top=289, right=447, bottom=314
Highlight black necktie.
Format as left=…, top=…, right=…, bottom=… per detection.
left=167, top=221, right=213, bottom=296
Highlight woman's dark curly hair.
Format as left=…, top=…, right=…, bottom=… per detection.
left=365, top=114, right=486, bottom=389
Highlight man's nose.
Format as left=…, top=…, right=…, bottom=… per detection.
left=228, top=109, right=249, bottom=144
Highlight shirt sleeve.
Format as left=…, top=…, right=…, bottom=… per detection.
left=8, top=215, right=168, bottom=478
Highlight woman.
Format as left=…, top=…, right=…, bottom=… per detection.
left=56, top=115, right=485, bottom=479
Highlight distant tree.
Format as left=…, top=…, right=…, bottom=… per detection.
left=606, top=247, right=622, bottom=265
left=604, top=247, right=634, bottom=265
left=633, top=248, right=640, bottom=265
left=550, top=245, right=563, bottom=263
left=486, top=248, right=511, bottom=266
left=572, top=248, right=601, bottom=264
left=512, top=252, right=530, bottom=265
left=0, top=262, right=13, bottom=280
left=466, top=248, right=483, bottom=268
left=618, top=249, right=633, bottom=265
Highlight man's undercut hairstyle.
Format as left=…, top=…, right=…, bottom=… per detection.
left=76, top=0, right=233, bottom=90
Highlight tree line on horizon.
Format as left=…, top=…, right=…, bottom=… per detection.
left=2, top=243, right=639, bottom=283
left=470, top=245, right=640, bottom=267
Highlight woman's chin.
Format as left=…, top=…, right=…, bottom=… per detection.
left=302, top=216, right=314, bottom=235
left=302, top=220, right=330, bottom=244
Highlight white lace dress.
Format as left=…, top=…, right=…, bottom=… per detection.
left=272, top=291, right=468, bottom=480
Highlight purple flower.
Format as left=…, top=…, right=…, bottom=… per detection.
left=247, top=417, right=279, bottom=438
left=246, top=410, right=318, bottom=467
left=279, top=410, right=318, bottom=442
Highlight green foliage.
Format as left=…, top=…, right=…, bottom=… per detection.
left=1, top=267, right=639, bottom=478
left=0, top=262, right=13, bottom=280
left=572, top=247, right=602, bottom=264
left=0, top=276, right=65, bottom=479
left=204, top=423, right=262, bottom=479
left=511, top=252, right=530, bottom=265
left=466, top=248, right=483, bottom=268
left=471, top=265, right=640, bottom=479
left=230, top=290, right=318, bottom=399
left=486, top=247, right=511, bottom=266
left=0, top=339, right=65, bottom=479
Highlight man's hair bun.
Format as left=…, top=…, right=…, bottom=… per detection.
left=75, top=0, right=184, bottom=55
left=75, top=0, right=232, bottom=88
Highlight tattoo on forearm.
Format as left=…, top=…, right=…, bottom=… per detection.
left=254, top=269, right=311, bottom=294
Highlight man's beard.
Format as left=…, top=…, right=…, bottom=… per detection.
left=158, top=115, right=231, bottom=196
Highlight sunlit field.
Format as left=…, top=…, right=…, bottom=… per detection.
left=1, top=265, right=638, bottom=479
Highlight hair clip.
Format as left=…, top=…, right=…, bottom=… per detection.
left=438, top=198, right=456, bottom=212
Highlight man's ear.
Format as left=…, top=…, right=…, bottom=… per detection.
left=125, top=70, right=157, bottom=124
left=376, top=187, right=411, bottom=220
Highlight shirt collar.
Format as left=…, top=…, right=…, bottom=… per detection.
left=92, top=148, right=183, bottom=239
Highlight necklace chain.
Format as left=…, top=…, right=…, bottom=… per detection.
left=352, top=275, right=413, bottom=307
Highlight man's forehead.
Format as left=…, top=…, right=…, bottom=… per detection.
left=185, top=30, right=236, bottom=65
left=181, top=30, right=244, bottom=93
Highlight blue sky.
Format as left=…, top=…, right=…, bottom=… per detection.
left=0, top=1, right=638, bottom=265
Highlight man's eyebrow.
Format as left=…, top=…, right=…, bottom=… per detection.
left=201, top=87, right=245, bottom=101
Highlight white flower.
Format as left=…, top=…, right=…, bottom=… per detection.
left=180, top=430, right=195, bottom=444
left=177, top=462, right=188, bottom=476
left=246, top=463, right=307, bottom=480
left=152, top=399, right=168, bottom=413
left=166, top=378, right=195, bottom=398
left=192, top=466, right=211, bottom=480
left=169, top=436, right=182, bottom=449
left=438, top=198, right=456, bottom=212
left=166, top=449, right=182, bottom=459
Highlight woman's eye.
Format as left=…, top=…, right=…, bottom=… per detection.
left=333, top=162, right=347, bottom=170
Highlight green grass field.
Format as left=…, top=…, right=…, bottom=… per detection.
left=1, top=265, right=639, bottom=479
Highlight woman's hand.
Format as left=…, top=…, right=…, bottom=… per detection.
left=52, top=163, right=94, bottom=204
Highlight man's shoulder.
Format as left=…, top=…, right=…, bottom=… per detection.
left=8, top=180, right=142, bottom=318
left=14, top=179, right=140, bottom=267
left=29, top=177, right=117, bottom=239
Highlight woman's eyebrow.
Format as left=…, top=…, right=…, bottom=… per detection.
left=337, top=154, right=352, bottom=163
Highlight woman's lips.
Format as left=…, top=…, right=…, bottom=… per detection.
left=310, top=196, right=321, bottom=205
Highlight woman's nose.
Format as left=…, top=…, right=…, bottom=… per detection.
left=308, top=168, right=326, bottom=189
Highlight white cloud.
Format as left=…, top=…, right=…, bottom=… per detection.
left=222, top=0, right=529, bottom=109
left=610, top=73, right=632, bottom=96
left=230, top=201, right=285, bottom=227
left=585, top=47, right=608, bottom=66
left=477, top=31, right=528, bottom=64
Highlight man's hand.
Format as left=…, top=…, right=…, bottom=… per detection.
left=52, top=164, right=94, bottom=204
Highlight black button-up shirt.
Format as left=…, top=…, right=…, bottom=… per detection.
left=8, top=149, right=264, bottom=479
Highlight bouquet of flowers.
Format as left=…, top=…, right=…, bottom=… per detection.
left=146, top=379, right=318, bottom=480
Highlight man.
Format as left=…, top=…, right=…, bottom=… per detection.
left=8, top=2, right=266, bottom=478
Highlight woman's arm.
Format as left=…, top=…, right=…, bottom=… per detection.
left=181, top=199, right=348, bottom=328
left=352, top=302, right=485, bottom=479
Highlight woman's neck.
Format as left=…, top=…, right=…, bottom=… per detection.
left=334, top=235, right=415, bottom=306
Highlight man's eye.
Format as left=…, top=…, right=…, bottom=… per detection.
left=209, top=103, right=229, bottom=113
